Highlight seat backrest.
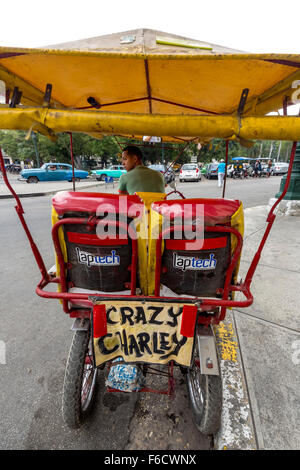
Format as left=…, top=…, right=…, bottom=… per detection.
left=151, top=198, right=243, bottom=297
left=52, top=192, right=143, bottom=292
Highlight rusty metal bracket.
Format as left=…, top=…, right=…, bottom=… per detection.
left=42, top=83, right=52, bottom=107
left=9, top=87, right=22, bottom=108
left=237, top=88, right=249, bottom=116
left=87, top=96, right=101, bottom=109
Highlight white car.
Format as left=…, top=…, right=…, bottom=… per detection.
left=179, top=164, right=201, bottom=182
left=271, top=162, right=289, bottom=175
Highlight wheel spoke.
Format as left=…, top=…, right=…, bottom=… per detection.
left=186, top=328, right=222, bottom=434
left=81, top=349, right=97, bottom=411
left=62, top=329, right=98, bottom=428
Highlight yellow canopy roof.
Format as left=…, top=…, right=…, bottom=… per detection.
left=0, top=29, right=300, bottom=142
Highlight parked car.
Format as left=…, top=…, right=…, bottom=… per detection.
left=91, top=165, right=126, bottom=181
left=179, top=164, right=201, bottom=182
left=20, top=163, right=89, bottom=183
left=6, top=163, right=22, bottom=174
left=271, top=162, right=289, bottom=175
left=148, top=164, right=175, bottom=184
left=204, top=163, right=219, bottom=179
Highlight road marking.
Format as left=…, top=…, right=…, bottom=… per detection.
left=214, top=312, right=257, bottom=450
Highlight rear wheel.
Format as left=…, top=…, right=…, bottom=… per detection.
left=62, top=328, right=98, bottom=428
left=100, top=174, right=107, bottom=181
left=27, top=176, right=39, bottom=183
left=187, top=329, right=222, bottom=435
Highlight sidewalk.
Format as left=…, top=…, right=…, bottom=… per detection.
left=0, top=174, right=106, bottom=198
left=216, top=205, right=300, bottom=450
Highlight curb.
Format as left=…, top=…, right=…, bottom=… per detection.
left=0, top=181, right=105, bottom=199
left=213, top=310, right=257, bottom=450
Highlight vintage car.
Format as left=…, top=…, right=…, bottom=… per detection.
left=91, top=165, right=126, bottom=181
left=20, top=163, right=89, bottom=183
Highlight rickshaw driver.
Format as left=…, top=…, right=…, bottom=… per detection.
left=118, top=145, right=165, bottom=195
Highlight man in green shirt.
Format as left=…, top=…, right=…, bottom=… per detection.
left=118, top=145, right=165, bottom=195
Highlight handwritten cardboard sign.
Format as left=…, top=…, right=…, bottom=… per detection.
left=92, top=300, right=195, bottom=367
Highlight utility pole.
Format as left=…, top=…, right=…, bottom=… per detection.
left=31, top=132, right=40, bottom=167
left=277, top=141, right=282, bottom=162
left=268, top=141, right=273, bottom=160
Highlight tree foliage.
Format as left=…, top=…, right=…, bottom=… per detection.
left=0, top=130, right=292, bottom=167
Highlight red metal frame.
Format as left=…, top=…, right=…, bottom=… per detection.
left=244, top=141, right=297, bottom=289
left=2, top=138, right=295, bottom=317
left=0, top=144, right=250, bottom=316
left=51, top=217, right=138, bottom=313
left=165, top=189, right=186, bottom=200
left=164, top=236, right=228, bottom=251
left=0, top=139, right=297, bottom=396
left=154, top=224, right=245, bottom=322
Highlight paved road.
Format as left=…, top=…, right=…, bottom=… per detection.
left=82, top=173, right=282, bottom=209
left=174, top=174, right=281, bottom=208
left=0, top=176, right=283, bottom=450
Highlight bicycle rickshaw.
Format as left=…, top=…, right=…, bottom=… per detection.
left=0, top=29, right=299, bottom=435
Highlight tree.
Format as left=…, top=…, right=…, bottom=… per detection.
left=0, top=129, right=292, bottom=166
left=0, top=130, right=36, bottom=163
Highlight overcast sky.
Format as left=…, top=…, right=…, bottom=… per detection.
left=1, top=0, right=299, bottom=54
left=0, top=0, right=299, bottom=113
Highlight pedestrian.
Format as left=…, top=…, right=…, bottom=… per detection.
left=267, top=159, right=272, bottom=177
left=254, top=159, right=261, bottom=177
left=118, top=145, right=165, bottom=195
left=217, top=159, right=226, bottom=187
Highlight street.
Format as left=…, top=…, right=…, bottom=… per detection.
left=0, top=175, right=284, bottom=450
left=174, top=174, right=281, bottom=208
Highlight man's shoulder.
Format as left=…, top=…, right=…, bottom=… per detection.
left=135, top=166, right=164, bottom=177
left=136, top=165, right=155, bottom=172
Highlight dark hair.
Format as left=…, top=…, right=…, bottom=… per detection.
left=123, top=145, right=143, bottom=161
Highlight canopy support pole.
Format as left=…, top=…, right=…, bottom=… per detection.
left=68, top=132, right=76, bottom=191
left=222, top=140, right=229, bottom=198
left=164, top=140, right=192, bottom=175
left=0, top=147, right=49, bottom=282
left=114, top=135, right=123, bottom=152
